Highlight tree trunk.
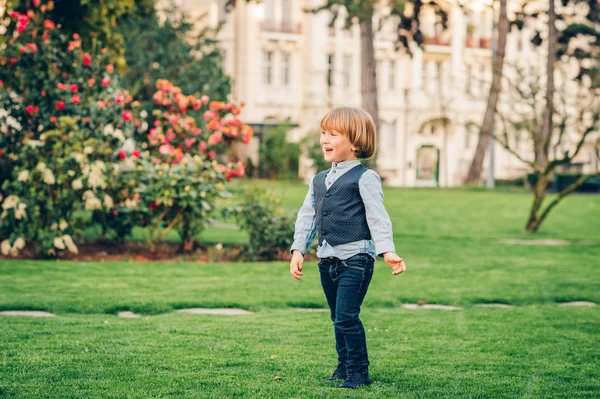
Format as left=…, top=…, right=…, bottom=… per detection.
left=536, top=0, right=556, bottom=170
left=464, top=0, right=509, bottom=185
left=360, top=19, right=380, bottom=165
left=525, top=174, right=549, bottom=232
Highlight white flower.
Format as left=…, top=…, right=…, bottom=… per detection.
left=50, top=223, right=58, bottom=231
left=68, top=170, right=76, bottom=177
left=72, top=179, right=83, bottom=190
left=85, top=197, right=102, bottom=211
left=122, top=138, right=135, bottom=152
left=17, top=170, right=30, bottom=182
left=35, top=162, right=47, bottom=172
left=2, top=195, right=19, bottom=210
left=53, top=237, right=65, bottom=250
left=62, top=235, right=78, bottom=254
left=84, top=146, right=94, bottom=154
left=124, top=199, right=138, bottom=209
left=113, top=129, right=125, bottom=142
left=103, top=124, right=114, bottom=136
left=1, top=240, right=11, bottom=255
left=43, top=169, right=56, bottom=185
left=59, top=219, right=68, bottom=231
left=87, top=162, right=107, bottom=190
left=73, top=153, right=86, bottom=164
left=13, top=237, right=25, bottom=250
left=103, top=195, right=114, bottom=209
left=14, top=203, right=27, bottom=220
left=140, top=110, right=148, bottom=118
left=27, top=140, right=43, bottom=148
left=82, top=165, right=91, bottom=176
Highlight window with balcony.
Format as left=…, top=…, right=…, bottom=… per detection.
left=263, top=51, right=273, bottom=85
left=327, top=54, right=335, bottom=88
left=282, top=52, right=290, bottom=86
left=388, top=60, right=395, bottom=91
left=342, top=54, right=352, bottom=89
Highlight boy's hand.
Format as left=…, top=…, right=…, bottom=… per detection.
left=383, top=252, right=407, bottom=275
left=290, top=250, right=304, bottom=280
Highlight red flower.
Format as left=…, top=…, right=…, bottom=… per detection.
left=27, top=10, right=35, bottom=19
left=88, top=79, right=95, bottom=87
left=56, top=100, right=65, bottom=111
left=17, top=24, right=26, bottom=33
left=9, top=12, right=19, bottom=18
left=101, top=48, right=108, bottom=54
left=50, top=116, right=57, bottom=124
left=57, top=83, right=66, bottom=90
left=132, top=150, right=141, bottom=158
left=83, top=53, right=92, bottom=67
left=70, top=84, right=78, bottom=93
left=10, top=58, right=17, bottom=65
left=0, top=149, right=3, bottom=157
left=42, top=32, right=50, bottom=40
left=26, top=43, right=37, bottom=52
left=115, top=93, right=124, bottom=104
left=102, top=77, right=111, bottom=88
left=209, top=151, right=216, bottom=160
left=122, top=111, right=132, bottom=121
left=71, top=95, right=80, bottom=105
left=150, top=202, right=158, bottom=210
left=33, top=0, right=40, bottom=5
left=44, top=20, right=55, bottom=30
left=0, top=81, right=3, bottom=88
left=20, top=47, right=26, bottom=54
left=73, top=33, right=80, bottom=40
left=106, top=64, right=114, bottom=74
left=119, top=150, right=127, bottom=160
left=26, top=105, right=38, bottom=115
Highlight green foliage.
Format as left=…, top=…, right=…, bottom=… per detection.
left=301, top=133, right=329, bottom=174
left=8, top=0, right=152, bottom=65
left=222, top=188, right=294, bottom=260
left=257, top=125, right=300, bottom=180
left=118, top=2, right=231, bottom=118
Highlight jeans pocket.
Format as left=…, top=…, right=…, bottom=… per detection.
left=343, top=254, right=374, bottom=271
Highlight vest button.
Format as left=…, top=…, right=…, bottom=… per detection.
left=323, top=211, right=328, bottom=216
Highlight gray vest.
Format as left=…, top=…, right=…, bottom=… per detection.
left=314, top=164, right=371, bottom=246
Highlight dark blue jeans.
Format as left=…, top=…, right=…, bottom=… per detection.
left=318, top=253, right=374, bottom=372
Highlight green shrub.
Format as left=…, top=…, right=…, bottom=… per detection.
left=257, top=124, right=300, bottom=180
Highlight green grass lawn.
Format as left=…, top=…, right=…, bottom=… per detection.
left=1, top=181, right=599, bottom=398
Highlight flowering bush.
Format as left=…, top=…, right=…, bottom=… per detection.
left=113, top=80, right=253, bottom=251
left=0, top=3, right=141, bottom=257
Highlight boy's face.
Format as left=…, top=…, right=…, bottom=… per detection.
left=320, top=129, right=358, bottom=163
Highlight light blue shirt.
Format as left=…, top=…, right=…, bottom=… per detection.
left=291, top=160, right=396, bottom=260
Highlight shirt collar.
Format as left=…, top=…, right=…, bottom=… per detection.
left=332, top=160, right=360, bottom=170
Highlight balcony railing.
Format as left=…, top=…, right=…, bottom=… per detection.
left=261, top=20, right=302, bottom=34
left=466, top=37, right=491, bottom=49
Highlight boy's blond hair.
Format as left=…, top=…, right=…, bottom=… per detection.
left=320, top=106, right=376, bottom=159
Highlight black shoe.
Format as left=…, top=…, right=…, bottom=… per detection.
left=338, top=369, right=372, bottom=389
left=325, top=363, right=346, bottom=381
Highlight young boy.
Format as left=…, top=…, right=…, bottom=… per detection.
left=289, top=106, right=406, bottom=389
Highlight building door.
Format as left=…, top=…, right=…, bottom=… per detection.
left=416, top=145, right=440, bottom=186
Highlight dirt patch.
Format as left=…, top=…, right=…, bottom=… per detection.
left=558, top=301, right=596, bottom=307
left=498, top=239, right=572, bottom=246
left=176, top=308, right=253, bottom=315
left=402, top=304, right=462, bottom=311
left=0, top=311, right=55, bottom=317
left=294, top=308, right=329, bottom=312
left=475, top=303, right=513, bottom=308
left=118, top=311, right=140, bottom=318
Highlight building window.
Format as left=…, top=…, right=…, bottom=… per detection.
left=342, top=54, right=352, bottom=89
left=466, top=64, right=472, bottom=95
left=281, top=53, right=290, bottom=86
left=436, top=61, right=443, bottom=94
left=480, top=65, right=486, bottom=94
left=388, top=60, right=395, bottom=90
left=282, top=0, right=292, bottom=23
left=327, top=54, right=335, bottom=87
left=263, top=51, right=273, bottom=85
left=379, top=121, right=397, bottom=157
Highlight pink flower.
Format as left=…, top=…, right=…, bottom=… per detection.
left=198, top=141, right=208, bottom=153
left=9, top=12, right=19, bottom=18
left=57, top=83, right=67, bottom=90
left=102, top=77, right=110, bottom=88
left=185, top=138, right=196, bottom=148
left=50, top=116, right=57, bottom=124
left=88, top=79, right=95, bottom=87
left=83, top=53, right=92, bottom=67
left=115, top=93, right=124, bottom=104
left=70, top=84, right=78, bottom=93
left=122, top=111, right=132, bottom=121
left=17, top=24, right=26, bottom=33
left=44, top=20, right=55, bottom=30
left=33, top=0, right=40, bottom=5
left=106, top=64, right=114, bottom=74
left=56, top=100, right=65, bottom=111
left=20, top=47, right=26, bottom=54
left=159, top=144, right=174, bottom=155
left=73, top=33, right=80, bottom=40
left=209, top=151, right=216, bottom=160
left=203, top=110, right=215, bottom=121
left=42, top=32, right=50, bottom=40
left=119, top=150, right=126, bottom=160
left=71, top=95, right=80, bottom=105
left=26, top=105, right=38, bottom=115
left=132, top=150, right=141, bottom=158
left=201, top=95, right=209, bottom=104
